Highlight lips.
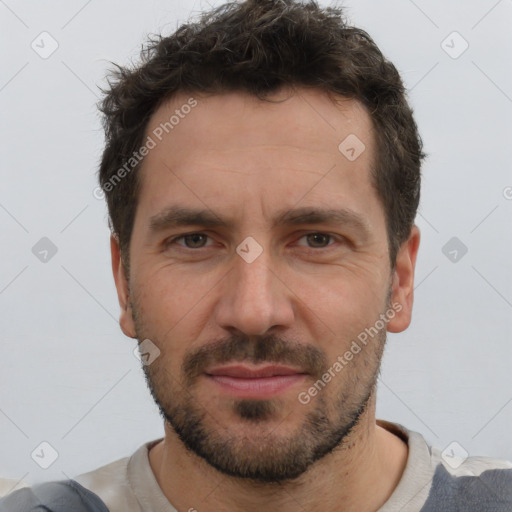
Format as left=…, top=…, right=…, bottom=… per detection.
left=205, top=364, right=305, bottom=378
left=204, top=364, right=307, bottom=398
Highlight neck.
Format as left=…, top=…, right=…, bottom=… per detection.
left=149, top=396, right=408, bottom=512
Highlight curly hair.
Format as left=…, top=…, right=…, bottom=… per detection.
left=97, top=0, right=424, bottom=273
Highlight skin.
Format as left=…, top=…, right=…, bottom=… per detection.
left=111, top=86, right=420, bottom=512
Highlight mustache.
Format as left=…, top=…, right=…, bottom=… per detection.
left=181, top=333, right=328, bottom=384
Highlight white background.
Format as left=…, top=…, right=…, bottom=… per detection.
left=0, top=0, right=511, bottom=488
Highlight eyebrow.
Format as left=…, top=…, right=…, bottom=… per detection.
left=149, top=205, right=371, bottom=240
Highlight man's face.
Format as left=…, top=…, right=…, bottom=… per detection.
left=112, top=88, right=417, bottom=482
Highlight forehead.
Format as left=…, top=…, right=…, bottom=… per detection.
left=144, top=88, right=374, bottom=160
left=135, top=87, right=382, bottom=232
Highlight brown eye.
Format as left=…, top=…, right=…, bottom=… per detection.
left=181, top=234, right=208, bottom=248
left=169, top=233, right=211, bottom=249
left=304, top=233, right=334, bottom=248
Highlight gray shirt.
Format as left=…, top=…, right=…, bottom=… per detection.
left=2, top=419, right=512, bottom=511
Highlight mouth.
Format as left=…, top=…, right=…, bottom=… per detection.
left=204, top=364, right=308, bottom=398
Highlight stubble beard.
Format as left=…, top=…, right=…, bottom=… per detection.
left=130, top=283, right=389, bottom=483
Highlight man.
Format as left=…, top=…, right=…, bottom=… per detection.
left=2, top=0, right=511, bottom=510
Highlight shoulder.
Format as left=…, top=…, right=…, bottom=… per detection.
left=376, top=419, right=512, bottom=511
left=0, top=478, right=28, bottom=498
left=0, top=439, right=162, bottom=512
left=72, top=439, right=163, bottom=511
left=73, top=452, right=136, bottom=511
left=422, top=448, right=512, bottom=511
left=0, top=479, right=108, bottom=511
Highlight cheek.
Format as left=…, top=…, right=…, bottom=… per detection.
left=133, top=270, right=215, bottom=356
left=299, top=275, right=389, bottom=365
left=136, top=263, right=210, bottom=315
left=303, top=264, right=387, bottom=317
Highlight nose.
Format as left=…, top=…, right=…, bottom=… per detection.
left=214, top=246, right=295, bottom=336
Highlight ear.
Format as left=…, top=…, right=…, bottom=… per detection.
left=387, top=225, right=420, bottom=333
left=110, top=234, right=137, bottom=338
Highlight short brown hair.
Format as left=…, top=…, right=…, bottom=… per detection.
left=98, top=0, right=424, bottom=273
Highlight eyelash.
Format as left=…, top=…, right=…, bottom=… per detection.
left=165, top=232, right=345, bottom=252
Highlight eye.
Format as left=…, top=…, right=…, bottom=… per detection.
left=296, top=232, right=339, bottom=249
left=168, top=232, right=213, bottom=249
left=165, top=231, right=344, bottom=252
